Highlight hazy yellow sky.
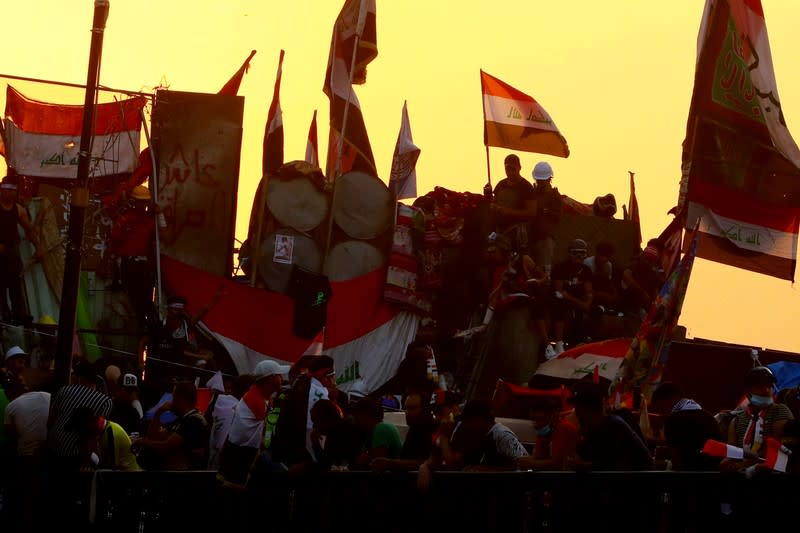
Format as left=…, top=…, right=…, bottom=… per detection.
left=2, top=1, right=799, bottom=353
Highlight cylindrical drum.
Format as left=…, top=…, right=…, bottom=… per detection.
left=324, top=240, right=386, bottom=282
left=267, top=175, right=329, bottom=232
left=258, top=228, right=322, bottom=293
left=332, top=171, right=393, bottom=239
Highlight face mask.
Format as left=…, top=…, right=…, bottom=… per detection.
left=536, top=424, right=553, bottom=437
left=750, top=394, right=774, bottom=408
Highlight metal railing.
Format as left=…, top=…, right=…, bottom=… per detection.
left=75, top=469, right=800, bottom=532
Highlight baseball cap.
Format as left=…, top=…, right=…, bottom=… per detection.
left=119, top=373, right=139, bottom=390
left=253, top=359, right=291, bottom=380
left=4, top=346, right=27, bottom=361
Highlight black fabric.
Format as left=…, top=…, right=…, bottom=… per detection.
left=492, top=177, right=535, bottom=232
left=0, top=204, right=19, bottom=248
left=530, top=184, right=562, bottom=240
left=287, top=265, right=332, bottom=339
left=400, top=416, right=435, bottom=461
left=172, top=409, right=210, bottom=470
left=271, top=375, right=313, bottom=466
left=577, top=414, right=654, bottom=471
left=663, top=408, right=722, bottom=471
left=551, top=260, right=592, bottom=299
left=109, top=400, right=143, bottom=435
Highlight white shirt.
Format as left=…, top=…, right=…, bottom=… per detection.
left=227, top=389, right=268, bottom=449
left=207, top=393, right=238, bottom=469
left=4, top=391, right=51, bottom=456
left=306, top=377, right=330, bottom=460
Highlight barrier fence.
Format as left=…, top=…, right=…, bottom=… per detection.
left=72, top=469, right=800, bottom=532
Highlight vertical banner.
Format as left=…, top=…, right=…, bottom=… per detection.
left=152, top=90, right=244, bottom=276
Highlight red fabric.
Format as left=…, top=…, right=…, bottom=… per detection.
left=218, top=50, right=257, bottom=96
left=196, top=388, right=212, bottom=414
left=242, top=386, right=267, bottom=420
left=551, top=417, right=579, bottom=460
left=160, top=256, right=396, bottom=363
left=5, top=85, right=145, bottom=135
left=108, top=210, right=155, bottom=257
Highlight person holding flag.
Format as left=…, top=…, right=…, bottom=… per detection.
left=720, top=366, right=793, bottom=474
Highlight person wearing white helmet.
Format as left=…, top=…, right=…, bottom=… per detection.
left=529, top=161, right=563, bottom=279
left=488, top=154, right=538, bottom=254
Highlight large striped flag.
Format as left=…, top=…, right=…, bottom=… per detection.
left=680, top=0, right=800, bottom=281
left=305, top=109, right=320, bottom=168
left=263, top=49, right=285, bottom=176
left=480, top=70, right=569, bottom=158
left=218, top=50, right=257, bottom=96
left=3, top=86, right=146, bottom=178
left=388, top=100, right=420, bottom=200
left=609, top=228, right=699, bottom=407
left=324, top=0, right=378, bottom=180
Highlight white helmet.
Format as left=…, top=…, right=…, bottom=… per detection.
left=533, top=161, right=554, bottom=181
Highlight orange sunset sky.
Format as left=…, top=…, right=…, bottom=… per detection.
left=1, top=1, right=799, bottom=353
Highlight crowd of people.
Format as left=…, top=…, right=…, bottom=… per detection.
left=2, top=331, right=799, bottom=530
left=475, top=154, right=668, bottom=360
left=0, top=164, right=796, bottom=531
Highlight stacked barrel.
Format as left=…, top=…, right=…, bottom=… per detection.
left=251, top=162, right=393, bottom=292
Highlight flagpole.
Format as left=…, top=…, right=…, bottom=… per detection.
left=54, top=0, right=110, bottom=388
left=479, top=70, right=492, bottom=190
left=139, top=109, right=163, bottom=321
left=250, top=49, right=285, bottom=288
left=485, top=146, right=492, bottom=189
left=324, top=8, right=366, bottom=267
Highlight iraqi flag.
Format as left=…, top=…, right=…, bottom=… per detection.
left=161, top=256, right=418, bottom=396
left=480, top=70, right=569, bottom=158
left=681, top=0, right=800, bottom=281
left=324, top=0, right=378, bottom=180
left=388, top=100, right=420, bottom=200
left=3, top=86, right=146, bottom=178
left=263, top=49, right=285, bottom=176
left=535, top=337, right=631, bottom=383
left=702, top=439, right=745, bottom=460
left=764, top=436, right=791, bottom=472
left=305, top=109, right=320, bottom=169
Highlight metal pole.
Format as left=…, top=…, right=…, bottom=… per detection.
left=140, top=110, right=163, bottom=322
left=0, top=71, right=152, bottom=98
left=54, top=0, right=110, bottom=388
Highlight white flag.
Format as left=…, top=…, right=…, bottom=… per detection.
left=389, top=101, right=420, bottom=200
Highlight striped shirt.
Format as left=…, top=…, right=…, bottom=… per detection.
left=732, top=403, right=793, bottom=453
left=47, top=384, right=113, bottom=457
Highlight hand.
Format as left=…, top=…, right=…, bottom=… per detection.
left=130, top=439, right=144, bottom=454
left=516, top=455, right=535, bottom=470
left=437, top=419, right=456, bottom=438
left=370, top=457, right=392, bottom=473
